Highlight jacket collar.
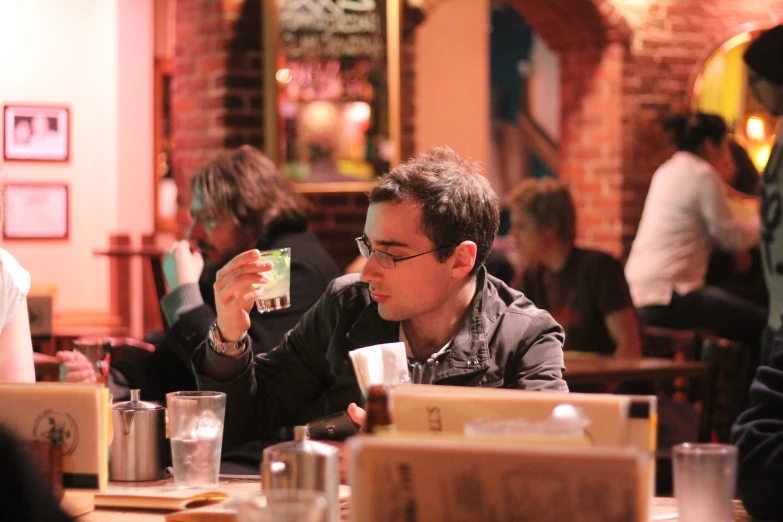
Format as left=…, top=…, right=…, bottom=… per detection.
left=345, top=266, right=497, bottom=382
left=435, top=266, right=494, bottom=381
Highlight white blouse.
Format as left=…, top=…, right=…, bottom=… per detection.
left=0, top=248, right=30, bottom=329
left=625, top=151, right=760, bottom=307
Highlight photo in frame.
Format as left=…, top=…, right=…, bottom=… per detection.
left=3, top=183, right=69, bottom=240
left=3, top=105, right=70, bottom=162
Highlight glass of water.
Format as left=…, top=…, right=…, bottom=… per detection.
left=255, top=247, right=292, bottom=313
left=673, top=443, right=737, bottom=522
left=166, top=391, right=226, bottom=489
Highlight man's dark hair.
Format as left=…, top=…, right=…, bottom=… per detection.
left=369, top=146, right=500, bottom=276
left=190, top=145, right=308, bottom=244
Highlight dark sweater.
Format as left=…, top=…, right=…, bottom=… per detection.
left=140, top=229, right=340, bottom=403
left=731, top=311, right=783, bottom=520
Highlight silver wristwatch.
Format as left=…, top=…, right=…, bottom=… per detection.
left=208, top=322, right=248, bottom=355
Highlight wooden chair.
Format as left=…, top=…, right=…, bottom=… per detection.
left=641, top=326, right=701, bottom=403
left=641, top=326, right=700, bottom=360
left=698, top=333, right=749, bottom=443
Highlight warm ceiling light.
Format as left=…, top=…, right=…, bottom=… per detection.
left=346, top=102, right=371, bottom=123
left=755, top=144, right=772, bottom=169
left=276, top=68, right=293, bottom=84
left=746, top=116, right=767, bottom=142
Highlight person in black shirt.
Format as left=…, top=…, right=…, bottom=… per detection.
left=507, top=178, right=641, bottom=358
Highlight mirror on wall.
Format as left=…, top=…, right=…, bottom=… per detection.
left=691, top=27, right=777, bottom=176
left=265, top=0, right=401, bottom=189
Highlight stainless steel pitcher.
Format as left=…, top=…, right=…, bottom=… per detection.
left=262, top=425, right=340, bottom=522
left=109, top=389, right=165, bottom=481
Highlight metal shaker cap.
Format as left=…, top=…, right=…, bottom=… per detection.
left=112, top=389, right=164, bottom=411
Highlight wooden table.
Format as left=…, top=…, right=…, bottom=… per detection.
left=563, top=354, right=710, bottom=386
left=34, top=324, right=132, bottom=357
left=651, top=498, right=751, bottom=522
left=73, top=491, right=749, bottom=521
left=563, top=353, right=713, bottom=441
left=73, top=479, right=349, bottom=521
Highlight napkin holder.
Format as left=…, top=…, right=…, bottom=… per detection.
left=349, top=435, right=648, bottom=522
left=0, top=383, right=110, bottom=492
left=348, top=342, right=409, bottom=396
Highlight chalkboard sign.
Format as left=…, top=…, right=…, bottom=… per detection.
left=270, top=0, right=398, bottom=186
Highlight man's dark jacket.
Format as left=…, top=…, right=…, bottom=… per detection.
left=193, top=266, right=568, bottom=448
left=141, top=230, right=340, bottom=403
left=731, top=310, right=783, bottom=521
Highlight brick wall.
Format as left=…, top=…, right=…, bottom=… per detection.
left=303, top=192, right=370, bottom=270
left=172, top=0, right=262, bottom=205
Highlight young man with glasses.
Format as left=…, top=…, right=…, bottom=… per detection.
left=194, top=147, right=567, bottom=448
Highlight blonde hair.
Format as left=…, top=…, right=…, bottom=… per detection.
left=506, top=178, right=576, bottom=243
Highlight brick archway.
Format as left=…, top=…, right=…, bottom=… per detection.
left=415, top=0, right=632, bottom=257
left=684, top=20, right=782, bottom=110
left=422, top=0, right=632, bottom=48
left=506, top=0, right=631, bottom=256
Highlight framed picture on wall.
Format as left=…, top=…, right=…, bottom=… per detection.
left=3, top=183, right=69, bottom=240
left=3, top=105, right=70, bottom=162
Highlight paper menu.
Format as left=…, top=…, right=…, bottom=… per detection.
left=95, top=484, right=230, bottom=511
left=349, top=342, right=409, bottom=395
left=0, top=383, right=110, bottom=491
left=349, top=435, right=647, bottom=522
left=387, top=385, right=631, bottom=447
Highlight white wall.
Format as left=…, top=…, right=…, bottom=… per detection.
left=0, top=0, right=154, bottom=316
left=415, top=0, right=490, bottom=167
left=529, top=36, right=561, bottom=142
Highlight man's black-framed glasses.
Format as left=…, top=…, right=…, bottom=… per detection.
left=356, top=236, right=456, bottom=269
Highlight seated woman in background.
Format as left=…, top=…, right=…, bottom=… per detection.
left=624, top=112, right=764, bottom=352
left=706, top=138, right=767, bottom=308
left=0, top=245, right=34, bottom=382
left=508, top=178, right=641, bottom=359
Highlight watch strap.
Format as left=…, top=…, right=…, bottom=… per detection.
left=208, top=322, right=248, bottom=355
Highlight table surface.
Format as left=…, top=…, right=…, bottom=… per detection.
left=72, top=480, right=750, bottom=522
left=563, top=353, right=709, bottom=384
left=93, top=247, right=165, bottom=257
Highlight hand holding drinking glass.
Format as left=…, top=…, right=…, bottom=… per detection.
left=213, top=249, right=273, bottom=343
left=55, top=350, right=97, bottom=383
